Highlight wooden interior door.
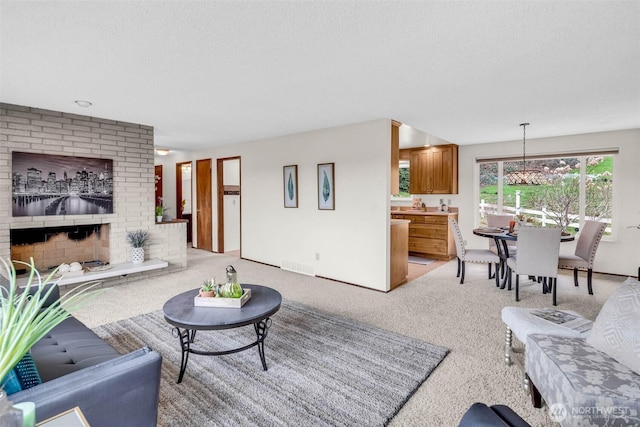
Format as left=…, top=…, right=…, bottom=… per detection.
left=154, top=165, right=163, bottom=206
left=196, top=159, right=212, bottom=251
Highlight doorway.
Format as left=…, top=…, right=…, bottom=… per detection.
left=176, top=161, right=193, bottom=243
left=216, top=157, right=241, bottom=254
left=196, top=159, right=213, bottom=251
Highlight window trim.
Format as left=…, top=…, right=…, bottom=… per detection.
left=476, top=153, right=616, bottom=240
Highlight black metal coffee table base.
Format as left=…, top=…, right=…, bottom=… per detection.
left=162, top=284, right=282, bottom=384
left=172, top=318, right=272, bottom=384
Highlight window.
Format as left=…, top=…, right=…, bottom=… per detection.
left=477, top=153, right=614, bottom=235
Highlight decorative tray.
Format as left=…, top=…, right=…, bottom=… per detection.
left=194, top=288, right=251, bottom=308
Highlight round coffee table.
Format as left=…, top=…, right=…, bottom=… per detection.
left=162, top=284, right=282, bottom=383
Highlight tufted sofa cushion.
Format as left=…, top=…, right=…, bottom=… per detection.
left=586, top=277, right=640, bottom=375
left=29, top=316, right=120, bottom=382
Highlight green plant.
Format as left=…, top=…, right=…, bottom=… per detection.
left=200, top=281, right=214, bottom=293
left=155, top=205, right=164, bottom=216
left=126, top=230, right=149, bottom=248
left=0, top=258, right=102, bottom=382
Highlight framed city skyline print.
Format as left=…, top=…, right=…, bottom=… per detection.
left=283, top=165, right=298, bottom=208
left=12, top=151, right=114, bottom=216
left=317, top=162, right=335, bottom=210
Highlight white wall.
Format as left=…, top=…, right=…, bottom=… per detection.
left=158, top=119, right=393, bottom=291
left=458, top=129, right=640, bottom=277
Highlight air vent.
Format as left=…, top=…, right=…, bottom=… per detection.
left=281, top=260, right=315, bottom=276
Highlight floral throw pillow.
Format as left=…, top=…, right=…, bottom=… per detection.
left=586, top=277, right=640, bottom=375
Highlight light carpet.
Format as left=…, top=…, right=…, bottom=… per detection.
left=72, top=247, right=626, bottom=426
left=92, top=300, right=448, bottom=427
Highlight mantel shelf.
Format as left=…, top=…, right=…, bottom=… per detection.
left=17, top=259, right=168, bottom=287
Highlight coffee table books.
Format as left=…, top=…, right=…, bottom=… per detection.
left=530, top=308, right=593, bottom=333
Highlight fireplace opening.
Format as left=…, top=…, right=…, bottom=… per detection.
left=10, top=224, right=110, bottom=272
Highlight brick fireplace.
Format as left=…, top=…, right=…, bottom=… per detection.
left=1, top=103, right=187, bottom=286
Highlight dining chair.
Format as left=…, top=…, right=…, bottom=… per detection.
left=448, top=218, right=500, bottom=285
left=487, top=213, right=517, bottom=253
left=506, top=227, right=562, bottom=305
left=557, top=220, right=606, bottom=295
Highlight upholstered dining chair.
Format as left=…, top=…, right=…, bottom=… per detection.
left=448, top=218, right=500, bottom=285
left=557, top=220, right=606, bottom=295
left=487, top=213, right=517, bottom=255
left=506, top=227, right=562, bottom=305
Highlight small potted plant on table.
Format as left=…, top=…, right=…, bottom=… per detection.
left=199, top=280, right=216, bottom=298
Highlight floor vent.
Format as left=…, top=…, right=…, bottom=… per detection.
left=281, top=260, right=315, bottom=277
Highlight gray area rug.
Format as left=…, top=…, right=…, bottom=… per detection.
left=93, top=300, right=449, bottom=426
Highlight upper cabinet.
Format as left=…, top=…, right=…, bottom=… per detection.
left=404, top=144, right=458, bottom=194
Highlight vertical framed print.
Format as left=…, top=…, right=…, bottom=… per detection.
left=317, top=163, right=335, bottom=210
left=283, top=165, right=298, bottom=208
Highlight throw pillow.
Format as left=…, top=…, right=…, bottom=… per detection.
left=587, top=277, right=640, bottom=375
left=0, top=353, right=42, bottom=395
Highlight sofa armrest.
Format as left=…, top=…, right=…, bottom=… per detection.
left=11, top=347, right=162, bottom=427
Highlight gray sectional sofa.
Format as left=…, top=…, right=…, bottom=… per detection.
left=11, top=286, right=162, bottom=426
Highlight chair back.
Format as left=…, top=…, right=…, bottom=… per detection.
left=448, top=218, right=465, bottom=258
left=487, top=214, right=513, bottom=228
left=514, top=227, right=562, bottom=278
left=487, top=214, right=514, bottom=250
left=575, top=221, right=606, bottom=266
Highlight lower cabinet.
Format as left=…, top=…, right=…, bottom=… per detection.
left=391, top=213, right=457, bottom=260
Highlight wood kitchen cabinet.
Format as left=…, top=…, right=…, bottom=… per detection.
left=390, top=120, right=400, bottom=195
left=405, top=144, right=458, bottom=194
left=391, top=212, right=458, bottom=260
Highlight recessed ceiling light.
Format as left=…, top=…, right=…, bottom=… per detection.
left=74, top=100, right=92, bottom=108
left=155, top=149, right=171, bottom=156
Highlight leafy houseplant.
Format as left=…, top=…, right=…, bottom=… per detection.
left=126, top=230, right=150, bottom=248
left=0, top=258, right=101, bottom=386
left=199, top=280, right=215, bottom=298
left=126, top=230, right=149, bottom=264
left=155, top=205, right=164, bottom=217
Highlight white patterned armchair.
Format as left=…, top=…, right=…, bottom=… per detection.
left=525, top=277, right=640, bottom=426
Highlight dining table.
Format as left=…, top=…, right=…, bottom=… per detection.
left=473, top=226, right=574, bottom=289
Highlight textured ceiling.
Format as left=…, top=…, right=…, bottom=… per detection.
left=1, top=1, right=639, bottom=151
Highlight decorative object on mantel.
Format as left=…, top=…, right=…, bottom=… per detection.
left=126, top=230, right=149, bottom=265
left=0, top=258, right=102, bottom=423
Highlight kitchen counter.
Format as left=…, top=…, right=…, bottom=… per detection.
left=390, top=219, right=409, bottom=290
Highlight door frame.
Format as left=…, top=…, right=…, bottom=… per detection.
left=175, top=161, right=191, bottom=219
left=216, top=156, right=241, bottom=255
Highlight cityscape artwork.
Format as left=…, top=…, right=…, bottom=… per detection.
left=12, top=152, right=113, bottom=216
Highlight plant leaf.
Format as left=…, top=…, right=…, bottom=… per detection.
left=322, top=171, right=330, bottom=202
left=287, top=173, right=294, bottom=200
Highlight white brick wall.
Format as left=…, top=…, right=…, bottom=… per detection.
left=0, top=103, right=186, bottom=284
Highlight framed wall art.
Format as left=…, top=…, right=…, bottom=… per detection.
left=317, top=163, right=335, bottom=210
left=283, top=165, right=298, bottom=208
left=12, top=151, right=114, bottom=216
